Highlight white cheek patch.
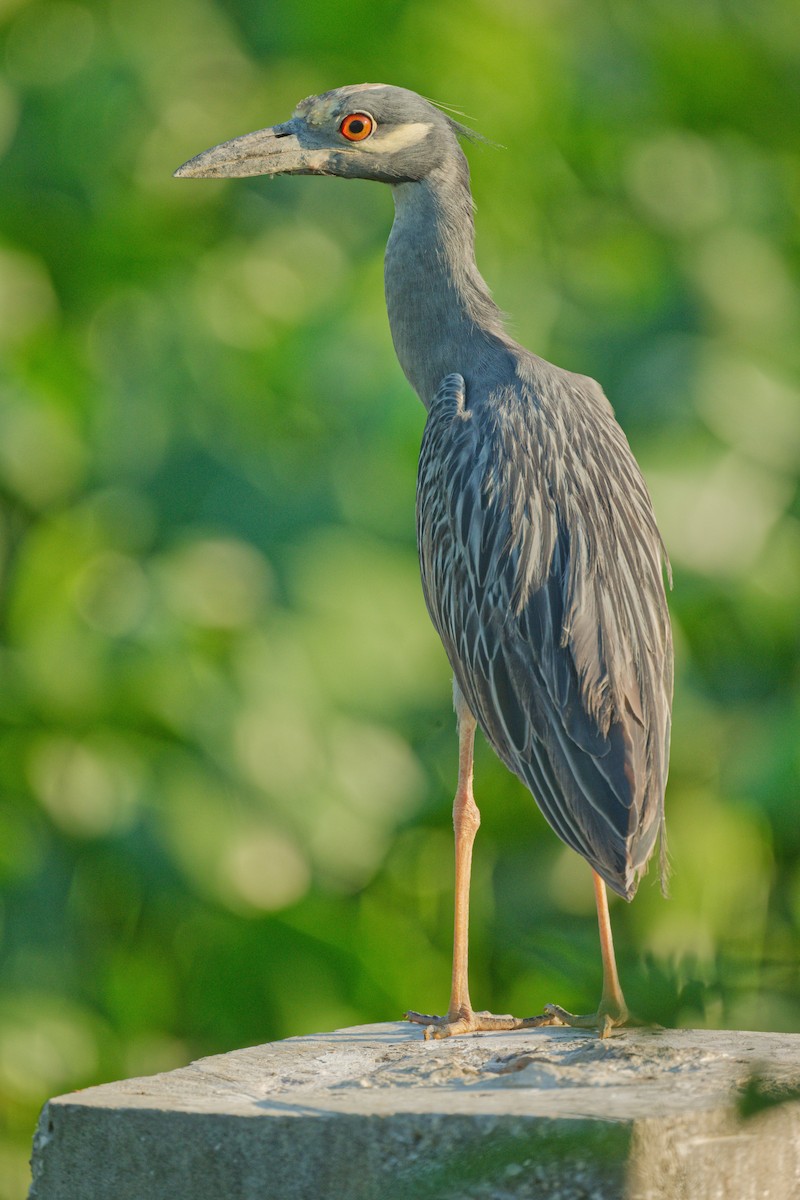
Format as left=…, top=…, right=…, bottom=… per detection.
left=361, top=122, right=432, bottom=152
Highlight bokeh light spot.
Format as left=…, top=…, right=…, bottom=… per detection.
left=0, top=249, right=57, bottom=347
left=28, top=736, right=141, bottom=837
left=217, top=827, right=311, bottom=913
left=159, top=537, right=272, bottom=629
left=626, top=131, right=728, bottom=233
left=0, top=996, right=98, bottom=1101
left=73, top=552, right=150, bottom=636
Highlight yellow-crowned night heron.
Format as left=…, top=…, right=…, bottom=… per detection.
left=175, top=84, right=673, bottom=1039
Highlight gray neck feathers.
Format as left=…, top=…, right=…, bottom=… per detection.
left=385, top=148, right=508, bottom=408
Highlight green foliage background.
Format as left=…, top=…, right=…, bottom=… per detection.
left=0, top=0, right=799, bottom=1191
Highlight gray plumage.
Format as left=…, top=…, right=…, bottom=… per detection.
left=175, top=83, right=673, bottom=902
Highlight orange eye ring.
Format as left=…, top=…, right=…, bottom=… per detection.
left=340, top=112, right=375, bottom=142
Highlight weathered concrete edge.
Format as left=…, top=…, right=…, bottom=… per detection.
left=30, top=1093, right=800, bottom=1200
left=30, top=1103, right=631, bottom=1200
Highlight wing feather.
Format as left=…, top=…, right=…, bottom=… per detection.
left=417, top=369, right=673, bottom=900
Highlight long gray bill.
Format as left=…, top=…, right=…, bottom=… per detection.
left=174, top=121, right=323, bottom=179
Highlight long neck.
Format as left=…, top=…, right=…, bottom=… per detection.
left=385, top=152, right=508, bottom=408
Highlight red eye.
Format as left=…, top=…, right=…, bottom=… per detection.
left=340, top=112, right=375, bottom=141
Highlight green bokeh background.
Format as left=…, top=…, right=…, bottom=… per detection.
left=1, top=0, right=799, bottom=1192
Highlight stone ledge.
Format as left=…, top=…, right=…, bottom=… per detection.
left=29, top=1023, right=800, bottom=1199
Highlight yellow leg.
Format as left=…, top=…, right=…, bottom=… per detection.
left=542, top=870, right=629, bottom=1038
left=594, top=869, right=628, bottom=1022
left=406, top=688, right=548, bottom=1038
left=447, top=698, right=479, bottom=1019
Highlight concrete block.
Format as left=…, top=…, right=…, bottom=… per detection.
left=29, top=1023, right=800, bottom=1199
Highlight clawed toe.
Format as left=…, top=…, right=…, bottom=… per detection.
left=541, top=1001, right=631, bottom=1038
left=405, top=1010, right=470, bottom=1039
left=405, top=1008, right=552, bottom=1039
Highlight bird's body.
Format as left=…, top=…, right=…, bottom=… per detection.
left=176, top=83, right=673, bottom=1036
left=417, top=367, right=671, bottom=900
left=384, top=149, right=671, bottom=901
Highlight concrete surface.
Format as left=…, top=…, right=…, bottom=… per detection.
left=29, top=1022, right=800, bottom=1199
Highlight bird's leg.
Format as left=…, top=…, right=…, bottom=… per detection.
left=541, top=871, right=630, bottom=1038
left=443, top=700, right=480, bottom=1022
left=406, top=690, right=548, bottom=1039
left=594, top=870, right=629, bottom=1024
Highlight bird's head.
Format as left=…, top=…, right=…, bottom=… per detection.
left=174, top=83, right=469, bottom=185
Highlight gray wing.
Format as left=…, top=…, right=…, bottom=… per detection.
left=416, top=371, right=673, bottom=900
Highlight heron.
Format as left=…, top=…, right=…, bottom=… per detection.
left=175, top=84, right=673, bottom=1040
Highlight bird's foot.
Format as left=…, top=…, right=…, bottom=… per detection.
left=405, top=1006, right=552, bottom=1040
left=539, top=998, right=633, bottom=1040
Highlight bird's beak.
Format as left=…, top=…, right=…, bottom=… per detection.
left=173, top=120, right=326, bottom=180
